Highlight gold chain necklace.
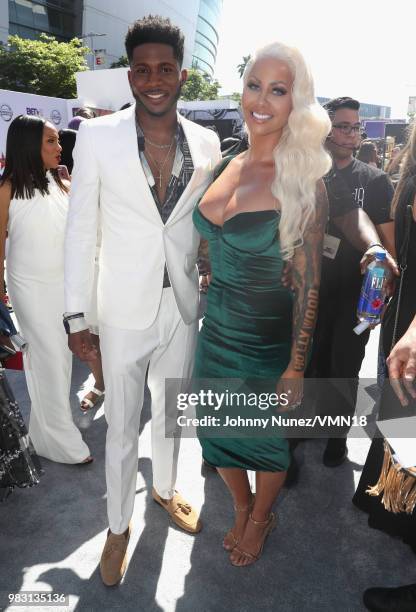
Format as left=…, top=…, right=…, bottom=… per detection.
left=145, top=139, right=175, bottom=189
left=144, top=136, right=173, bottom=150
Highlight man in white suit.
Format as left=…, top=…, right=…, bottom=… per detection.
left=63, top=16, right=221, bottom=586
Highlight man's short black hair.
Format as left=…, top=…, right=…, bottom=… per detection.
left=125, top=15, right=184, bottom=66
left=323, top=96, right=360, bottom=119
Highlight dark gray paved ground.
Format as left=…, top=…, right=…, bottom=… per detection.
left=0, top=329, right=414, bottom=612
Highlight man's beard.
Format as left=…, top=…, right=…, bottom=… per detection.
left=133, top=82, right=182, bottom=117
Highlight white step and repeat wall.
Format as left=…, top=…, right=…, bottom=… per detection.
left=0, top=89, right=71, bottom=172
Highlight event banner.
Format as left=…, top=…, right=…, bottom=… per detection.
left=0, top=89, right=69, bottom=172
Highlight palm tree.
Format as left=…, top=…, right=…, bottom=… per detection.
left=237, top=55, right=251, bottom=78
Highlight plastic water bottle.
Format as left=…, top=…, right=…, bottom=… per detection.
left=354, top=252, right=389, bottom=335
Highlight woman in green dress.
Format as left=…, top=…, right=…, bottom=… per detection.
left=192, top=41, right=332, bottom=566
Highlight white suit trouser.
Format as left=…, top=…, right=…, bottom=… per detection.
left=99, top=288, right=197, bottom=534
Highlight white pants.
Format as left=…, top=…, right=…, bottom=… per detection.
left=99, top=288, right=197, bottom=534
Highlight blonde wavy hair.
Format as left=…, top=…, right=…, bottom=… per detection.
left=243, top=42, right=332, bottom=259
left=390, top=120, right=416, bottom=218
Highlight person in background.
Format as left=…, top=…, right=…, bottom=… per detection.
left=75, top=107, right=96, bottom=120
left=357, top=139, right=379, bottom=168
left=386, top=144, right=404, bottom=183
left=307, top=96, right=397, bottom=468
left=354, top=122, right=416, bottom=612
left=362, top=319, right=416, bottom=612
left=0, top=115, right=92, bottom=464
left=67, top=116, right=83, bottom=131
left=67, top=107, right=96, bottom=132
left=58, top=129, right=77, bottom=174
left=386, top=145, right=402, bottom=172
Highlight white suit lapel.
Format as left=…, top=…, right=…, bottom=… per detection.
left=166, top=114, right=207, bottom=224
left=117, top=106, right=163, bottom=226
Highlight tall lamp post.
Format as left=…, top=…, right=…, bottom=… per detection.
left=80, top=32, right=106, bottom=70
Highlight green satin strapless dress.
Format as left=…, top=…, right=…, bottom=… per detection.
left=192, top=183, right=292, bottom=472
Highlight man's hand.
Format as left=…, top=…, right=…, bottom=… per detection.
left=360, top=247, right=399, bottom=293
left=68, top=329, right=98, bottom=362
left=387, top=325, right=416, bottom=406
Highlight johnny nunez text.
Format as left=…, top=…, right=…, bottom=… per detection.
left=177, top=415, right=368, bottom=428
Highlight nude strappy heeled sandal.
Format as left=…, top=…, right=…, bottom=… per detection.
left=223, top=493, right=255, bottom=552
left=230, top=512, right=277, bottom=566
left=80, top=387, right=105, bottom=412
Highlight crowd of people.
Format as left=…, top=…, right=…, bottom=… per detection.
left=0, top=13, right=415, bottom=611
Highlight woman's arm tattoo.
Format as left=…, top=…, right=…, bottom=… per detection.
left=290, top=180, right=329, bottom=372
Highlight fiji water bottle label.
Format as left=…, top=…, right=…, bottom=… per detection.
left=357, top=267, right=386, bottom=321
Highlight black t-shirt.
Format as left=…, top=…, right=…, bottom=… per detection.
left=324, top=165, right=359, bottom=220
left=320, top=165, right=359, bottom=297
left=324, top=158, right=394, bottom=297
left=337, top=158, right=393, bottom=225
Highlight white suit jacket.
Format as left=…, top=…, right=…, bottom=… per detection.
left=64, top=105, right=221, bottom=330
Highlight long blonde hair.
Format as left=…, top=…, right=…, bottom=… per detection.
left=243, top=42, right=332, bottom=259
left=390, top=120, right=416, bottom=219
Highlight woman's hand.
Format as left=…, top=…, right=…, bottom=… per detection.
left=57, top=165, right=71, bottom=182
left=276, top=367, right=304, bottom=411
left=387, top=322, right=416, bottom=406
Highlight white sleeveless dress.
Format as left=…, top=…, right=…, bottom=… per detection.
left=6, top=173, right=90, bottom=463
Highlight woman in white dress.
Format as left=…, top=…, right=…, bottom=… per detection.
left=0, top=114, right=92, bottom=464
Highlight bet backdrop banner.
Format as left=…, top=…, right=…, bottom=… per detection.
left=0, top=89, right=69, bottom=172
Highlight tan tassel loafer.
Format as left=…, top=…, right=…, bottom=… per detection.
left=152, top=488, right=202, bottom=534
left=100, top=524, right=131, bottom=586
